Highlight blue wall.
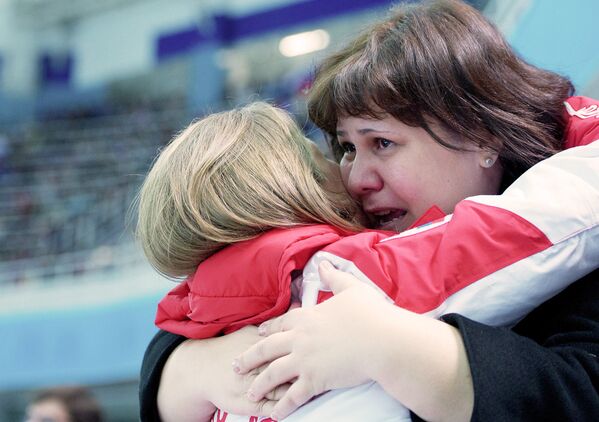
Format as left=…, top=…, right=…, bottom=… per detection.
left=507, top=0, right=599, bottom=91
left=0, top=293, right=162, bottom=389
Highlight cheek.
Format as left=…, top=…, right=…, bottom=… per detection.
left=431, top=154, right=484, bottom=211
left=383, top=161, right=422, bottom=198
left=384, top=157, right=446, bottom=214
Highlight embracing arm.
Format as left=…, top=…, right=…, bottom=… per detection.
left=236, top=264, right=599, bottom=421
left=437, top=268, right=599, bottom=421
left=139, top=329, right=221, bottom=422
left=364, top=299, right=475, bottom=421
left=155, top=338, right=218, bottom=422
left=235, top=262, right=475, bottom=421
left=139, top=330, right=187, bottom=422
left=139, top=326, right=285, bottom=422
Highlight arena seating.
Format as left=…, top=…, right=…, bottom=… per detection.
left=0, top=108, right=189, bottom=284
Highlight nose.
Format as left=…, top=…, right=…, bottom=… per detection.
left=342, top=154, right=383, bottom=198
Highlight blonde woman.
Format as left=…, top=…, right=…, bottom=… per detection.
left=137, top=100, right=599, bottom=421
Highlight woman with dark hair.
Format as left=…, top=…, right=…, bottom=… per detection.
left=307, top=0, right=573, bottom=195
left=140, top=1, right=599, bottom=421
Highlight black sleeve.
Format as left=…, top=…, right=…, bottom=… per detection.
left=139, top=329, right=187, bottom=422
left=418, top=269, right=599, bottom=421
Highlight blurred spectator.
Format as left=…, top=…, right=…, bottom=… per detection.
left=24, top=386, right=104, bottom=422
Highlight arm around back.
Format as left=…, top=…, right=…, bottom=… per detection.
left=439, top=269, right=599, bottom=421
left=139, top=330, right=186, bottom=421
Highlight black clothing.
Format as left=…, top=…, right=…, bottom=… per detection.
left=141, top=270, right=599, bottom=421
left=414, top=269, right=599, bottom=421
left=139, top=330, right=186, bottom=422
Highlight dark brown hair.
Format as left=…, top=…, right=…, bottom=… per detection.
left=32, top=386, right=103, bottom=422
left=308, top=0, right=574, bottom=190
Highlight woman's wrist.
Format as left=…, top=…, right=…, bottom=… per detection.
left=368, top=305, right=474, bottom=422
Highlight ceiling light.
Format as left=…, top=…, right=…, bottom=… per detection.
left=279, top=29, right=330, bottom=57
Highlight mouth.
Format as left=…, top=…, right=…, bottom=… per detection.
left=367, top=209, right=408, bottom=231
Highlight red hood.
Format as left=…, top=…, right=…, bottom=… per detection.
left=155, top=225, right=354, bottom=338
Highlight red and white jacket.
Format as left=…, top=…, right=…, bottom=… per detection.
left=156, top=96, right=599, bottom=338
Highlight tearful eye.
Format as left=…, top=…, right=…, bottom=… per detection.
left=376, top=138, right=393, bottom=149
left=340, top=142, right=355, bottom=154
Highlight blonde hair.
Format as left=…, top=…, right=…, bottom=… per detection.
left=137, top=102, right=363, bottom=278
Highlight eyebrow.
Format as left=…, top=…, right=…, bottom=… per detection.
left=336, top=128, right=395, bottom=136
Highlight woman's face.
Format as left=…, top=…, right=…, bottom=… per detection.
left=336, top=114, right=502, bottom=232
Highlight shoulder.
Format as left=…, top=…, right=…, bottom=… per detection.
left=191, top=225, right=347, bottom=295
left=514, top=268, right=599, bottom=340
left=563, top=96, right=599, bottom=148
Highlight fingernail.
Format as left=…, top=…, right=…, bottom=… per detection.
left=231, top=359, right=240, bottom=373
left=271, top=412, right=279, bottom=421
left=258, top=322, right=268, bottom=336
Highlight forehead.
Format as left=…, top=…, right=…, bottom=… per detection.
left=336, top=113, right=464, bottom=146
left=336, top=113, right=407, bottom=134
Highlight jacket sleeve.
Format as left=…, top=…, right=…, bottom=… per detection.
left=305, top=141, right=599, bottom=327
left=139, top=329, right=187, bottom=422
left=437, top=269, right=599, bottom=421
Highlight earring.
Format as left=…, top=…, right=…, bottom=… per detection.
left=483, top=157, right=495, bottom=168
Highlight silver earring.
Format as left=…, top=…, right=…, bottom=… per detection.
left=483, top=157, right=494, bottom=168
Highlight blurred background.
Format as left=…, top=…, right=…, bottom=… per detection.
left=0, top=0, right=597, bottom=420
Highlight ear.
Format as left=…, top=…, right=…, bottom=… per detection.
left=478, top=150, right=499, bottom=169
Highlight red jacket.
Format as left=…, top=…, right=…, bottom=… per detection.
left=156, top=96, right=599, bottom=339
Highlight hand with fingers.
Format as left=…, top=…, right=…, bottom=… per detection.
left=232, top=260, right=400, bottom=420
left=157, top=325, right=290, bottom=422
